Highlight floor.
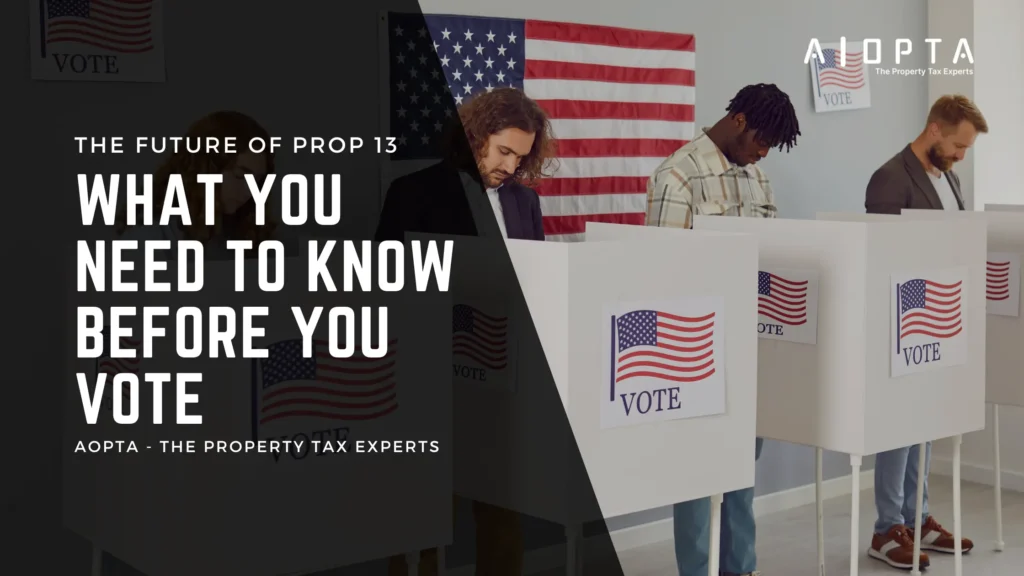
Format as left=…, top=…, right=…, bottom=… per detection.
left=580, top=476, right=1023, bottom=575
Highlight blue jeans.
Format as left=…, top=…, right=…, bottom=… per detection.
left=674, top=437, right=764, bottom=576
left=874, top=441, right=931, bottom=534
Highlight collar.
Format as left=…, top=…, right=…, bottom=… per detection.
left=694, top=127, right=736, bottom=177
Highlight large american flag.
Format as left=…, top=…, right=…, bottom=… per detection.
left=96, top=329, right=141, bottom=404
left=815, top=48, right=865, bottom=93
left=896, top=279, right=963, bottom=351
left=385, top=13, right=695, bottom=241
left=986, top=259, right=1010, bottom=302
left=254, top=339, right=398, bottom=435
left=757, top=271, right=809, bottom=326
left=42, top=0, right=155, bottom=56
left=611, top=310, right=715, bottom=400
left=452, top=304, right=508, bottom=370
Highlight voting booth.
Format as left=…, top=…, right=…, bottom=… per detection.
left=900, top=208, right=1024, bottom=551
left=65, top=252, right=452, bottom=576
left=561, top=223, right=755, bottom=572
left=986, top=203, right=1024, bottom=212
left=446, top=229, right=758, bottom=519
left=693, top=214, right=987, bottom=576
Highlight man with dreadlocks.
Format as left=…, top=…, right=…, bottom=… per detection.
left=646, top=83, right=801, bottom=576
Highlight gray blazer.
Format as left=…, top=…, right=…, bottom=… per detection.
left=865, top=144, right=964, bottom=214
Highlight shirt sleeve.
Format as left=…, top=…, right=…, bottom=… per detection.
left=762, top=176, right=778, bottom=219
left=646, top=157, right=697, bottom=229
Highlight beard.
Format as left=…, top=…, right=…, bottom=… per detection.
left=927, top=144, right=955, bottom=172
left=477, top=162, right=512, bottom=188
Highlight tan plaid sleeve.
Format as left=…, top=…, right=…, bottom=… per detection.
left=762, top=175, right=778, bottom=219
left=646, top=155, right=699, bottom=229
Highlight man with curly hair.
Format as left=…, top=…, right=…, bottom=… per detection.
left=376, top=87, right=554, bottom=576
left=376, top=87, right=551, bottom=243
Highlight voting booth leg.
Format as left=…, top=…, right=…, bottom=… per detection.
left=708, top=493, right=724, bottom=576
left=953, top=434, right=963, bottom=576
left=910, top=442, right=926, bottom=576
left=848, top=455, right=861, bottom=576
left=91, top=545, right=102, bottom=576
left=405, top=552, right=419, bottom=576
left=993, top=404, right=1005, bottom=552
left=816, top=447, right=825, bottom=576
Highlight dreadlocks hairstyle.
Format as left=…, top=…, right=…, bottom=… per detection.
left=726, top=83, right=801, bottom=152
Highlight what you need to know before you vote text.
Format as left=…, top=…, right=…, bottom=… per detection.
left=74, top=135, right=451, bottom=429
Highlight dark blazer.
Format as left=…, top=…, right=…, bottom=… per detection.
left=865, top=144, right=964, bottom=214
left=374, top=162, right=545, bottom=242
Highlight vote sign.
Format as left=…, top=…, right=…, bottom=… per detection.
left=756, top=268, right=820, bottom=345
left=601, top=297, right=727, bottom=429
left=890, top=267, right=968, bottom=378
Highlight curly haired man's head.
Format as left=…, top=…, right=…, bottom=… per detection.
left=443, top=87, right=556, bottom=188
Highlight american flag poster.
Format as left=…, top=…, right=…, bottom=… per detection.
left=452, top=302, right=517, bottom=392
left=380, top=12, right=695, bottom=241
left=29, top=0, right=165, bottom=82
left=601, top=297, right=726, bottom=429
left=891, top=268, right=968, bottom=378
left=756, top=268, right=820, bottom=345
left=808, top=41, right=870, bottom=113
left=986, top=252, right=1021, bottom=317
left=252, top=338, right=399, bottom=442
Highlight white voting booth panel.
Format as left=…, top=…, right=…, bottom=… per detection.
left=445, top=231, right=756, bottom=523
left=987, top=204, right=1024, bottom=212
left=438, top=234, right=575, bottom=526
left=697, top=215, right=986, bottom=456
left=571, top=222, right=758, bottom=519
left=66, top=255, right=451, bottom=576
left=900, top=210, right=1024, bottom=407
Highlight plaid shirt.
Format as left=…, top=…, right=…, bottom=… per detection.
left=646, top=128, right=777, bottom=229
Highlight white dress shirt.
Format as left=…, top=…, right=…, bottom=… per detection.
left=486, top=187, right=508, bottom=238
left=929, top=171, right=960, bottom=211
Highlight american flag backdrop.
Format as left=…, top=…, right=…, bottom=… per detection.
left=452, top=304, right=508, bottom=370
left=42, top=0, right=156, bottom=56
left=96, top=329, right=141, bottom=403
left=987, top=259, right=1011, bottom=301
left=610, top=310, right=716, bottom=401
left=814, top=48, right=864, bottom=93
left=384, top=13, right=696, bottom=241
left=896, top=279, right=963, bottom=351
left=757, top=271, right=809, bottom=326
left=253, top=339, right=398, bottom=437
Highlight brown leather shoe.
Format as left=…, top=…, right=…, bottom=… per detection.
left=868, top=525, right=930, bottom=570
left=912, top=516, right=974, bottom=554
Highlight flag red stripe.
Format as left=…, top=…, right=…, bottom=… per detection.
left=620, top=343, right=711, bottom=362
left=535, top=176, right=648, bottom=196
left=615, top=366, right=715, bottom=384
left=902, top=327, right=963, bottom=339
left=45, top=36, right=153, bottom=52
left=46, top=25, right=152, bottom=44
left=259, top=404, right=397, bottom=425
left=535, top=100, right=694, bottom=121
left=526, top=20, right=695, bottom=51
left=555, top=138, right=689, bottom=158
left=543, top=212, right=644, bottom=235
left=526, top=60, right=695, bottom=86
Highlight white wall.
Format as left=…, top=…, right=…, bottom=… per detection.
left=930, top=0, right=1024, bottom=490
left=928, top=0, right=975, bottom=208
left=973, top=0, right=1024, bottom=208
